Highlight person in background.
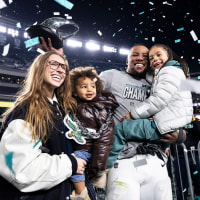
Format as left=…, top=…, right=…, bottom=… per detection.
left=0, top=51, right=86, bottom=200
left=67, top=66, right=118, bottom=200
left=107, top=44, right=192, bottom=169
left=99, top=44, right=185, bottom=200
left=172, top=93, right=200, bottom=200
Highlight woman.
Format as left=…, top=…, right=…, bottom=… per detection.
left=0, top=51, right=86, bottom=200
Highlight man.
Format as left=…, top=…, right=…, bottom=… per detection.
left=99, top=45, right=178, bottom=200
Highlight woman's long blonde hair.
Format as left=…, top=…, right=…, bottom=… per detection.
left=2, top=51, right=76, bottom=142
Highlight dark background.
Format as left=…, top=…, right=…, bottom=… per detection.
left=0, top=0, right=200, bottom=72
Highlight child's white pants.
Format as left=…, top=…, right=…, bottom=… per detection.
left=105, top=154, right=172, bottom=200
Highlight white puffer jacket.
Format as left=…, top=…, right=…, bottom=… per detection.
left=130, top=60, right=193, bottom=134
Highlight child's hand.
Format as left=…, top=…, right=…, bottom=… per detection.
left=123, top=112, right=132, bottom=119
left=120, top=112, right=132, bottom=122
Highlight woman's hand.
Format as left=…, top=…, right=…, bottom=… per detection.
left=39, top=37, right=64, bottom=55
left=72, top=153, right=87, bottom=174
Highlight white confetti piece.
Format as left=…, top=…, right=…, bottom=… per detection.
left=66, top=15, right=72, bottom=19
left=37, top=48, right=46, bottom=55
left=97, top=30, right=102, bottom=36
left=0, top=0, right=7, bottom=9
left=163, top=1, right=172, bottom=6
left=2, top=43, right=10, bottom=56
left=53, top=12, right=60, bottom=15
left=190, top=30, right=198, bottom=41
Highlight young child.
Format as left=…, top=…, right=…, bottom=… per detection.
left=107, top=44, right=193, bottom=168
left=64, top=66, right=119, bottom=199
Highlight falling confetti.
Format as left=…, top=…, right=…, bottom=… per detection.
left=163, top=1, right=173, bottom=6
left=175, top=39, right=181, bottom=43
left=0, top=0, right=7, bottom=9
left=177, top=27, right=184, bottom=32
left=2, top=43, right=10, bottom=56
left=37, top=48, right=45, bottom=54
left=190, top=30, right=198, bottom=41
left=53, top=12, right=60, bottom=15
left=97, top=30, right=102, bottom=36
left=24, top=37, right=39, bottom=48
left=16, top=22, right=21, bottom=28
left=54, top=0, right=74, bottom=10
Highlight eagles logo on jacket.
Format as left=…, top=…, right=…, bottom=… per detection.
left=73, top=91, right=119, bottom=178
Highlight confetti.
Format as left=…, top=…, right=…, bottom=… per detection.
left=16, top=22, right=21, bottom=28
left=2, top=43, right=10, bottom=56
left=177, top=27, right=184, bottom=32
left=53, top=12, right=60, bottom=15
left=163, top=1, right=172, bottom=6
left=190, top=30, right=198, bottom=41
left=97, top=30, right=102, bottom=36
left=66, top=15, right=72, bottom=19
left=37, top=48, right=45, bottom=54
left=24, top=37, right=39, bottom=48
left=54, top=0, right=74, bottom=10
left=0, top=0, right=7, bottom=9
left=175, top=39, right=181, bottom=43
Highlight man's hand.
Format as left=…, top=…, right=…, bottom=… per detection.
left=39, top=37, right=64, bottom=55
left=160, top=132, right=179, bottom=143
left=160, top=129, right=186, bottom=144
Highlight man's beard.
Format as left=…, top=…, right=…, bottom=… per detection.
left=128, top=68, right=147, bottom=78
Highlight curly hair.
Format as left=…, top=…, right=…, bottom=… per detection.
left=70, top=66, right=103, bottom=95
